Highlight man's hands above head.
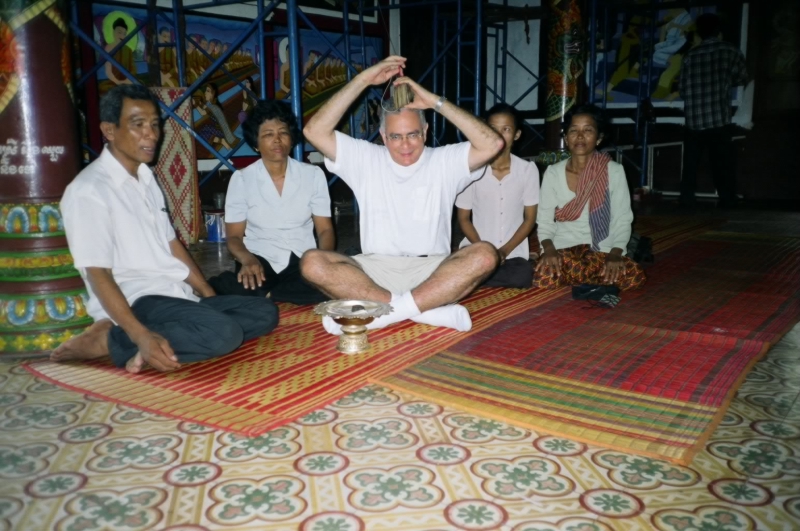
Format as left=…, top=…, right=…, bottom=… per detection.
left=393, top=77, right=439, bottom=110
left=357, top=56, right=407, bottom=87
left=305, top=55, right=407, bottom=161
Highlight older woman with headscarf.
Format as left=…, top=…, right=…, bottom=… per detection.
left=534, top=104, right=646, bottom=293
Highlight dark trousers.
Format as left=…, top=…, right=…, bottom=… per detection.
left=209, top=253, right=327, bottom=305
left=483, top=257, right=533, bottom=288
left=107, top=295, right=278, bottom=367
left=680, top=125, right=737, bottom=204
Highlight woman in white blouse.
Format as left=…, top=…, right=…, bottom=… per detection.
left=534, top=104, right=645, bottom=291
left=210, top=100, right=335, bottom=304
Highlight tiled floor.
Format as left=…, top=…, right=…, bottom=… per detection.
left=1, top=205, right=799, bottom=530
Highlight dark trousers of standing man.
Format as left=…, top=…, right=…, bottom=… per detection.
left=107, top=295, right=278, bottom=367
left=680, top=125, right=737, bottom=206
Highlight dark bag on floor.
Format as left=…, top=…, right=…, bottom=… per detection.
left=572, top=284, right=621, bottom=309
left=626, top=232, right=654, bottom=263
left=572, top=284, right=620, bottom=301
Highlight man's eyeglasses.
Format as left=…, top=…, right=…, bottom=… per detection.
left=386, top=131, right=423, bottom=143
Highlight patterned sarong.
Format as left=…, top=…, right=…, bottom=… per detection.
left=532, top=244, right=646, bottom=291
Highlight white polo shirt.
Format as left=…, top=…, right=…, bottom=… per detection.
left=456, top=154, right=540, bottom=260
left=224, top=158, right=331, bottom=273
left=61, top=147, right=197, bottom=322
left=325, top=131, right=481, bottom=256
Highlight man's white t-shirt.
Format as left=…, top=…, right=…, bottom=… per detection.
left=225, top=158, right=331, bottom=273
left=456, top=154, right=540, bottom=260
left=324, top=131, right=482, bottom=256
left=60, top=147, right=197, bottom=322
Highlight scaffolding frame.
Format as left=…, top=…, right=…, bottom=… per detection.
left=69, top=0, right=388, bottom=183
left=484, top=1, right=546, bottom=149
left=70, top=0, right=553, bottom=177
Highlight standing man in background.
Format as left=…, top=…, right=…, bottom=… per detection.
left=679, top=12, right=748, bottom=208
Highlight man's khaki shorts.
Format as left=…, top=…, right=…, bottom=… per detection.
left=352, top=254, right=448, bottom=294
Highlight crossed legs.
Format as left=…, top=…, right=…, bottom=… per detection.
left=300, top=242, right=499, bottom=332
left=51, top=295, right=278, bottom=372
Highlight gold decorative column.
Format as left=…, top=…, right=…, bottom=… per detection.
left=0, top=0, right=90, bottom=355
left=539, top=0, right=585, bottom=164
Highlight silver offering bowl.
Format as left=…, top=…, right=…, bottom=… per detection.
left=314, top=300, right=393, bottom=354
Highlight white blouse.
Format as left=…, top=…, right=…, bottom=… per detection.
left=456, top=154, right=540, bottom=260
left=536, top=158, right=633, bottom=254
left=225, top=158, right=331, bottom=273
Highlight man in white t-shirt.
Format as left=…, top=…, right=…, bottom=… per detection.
left=301, top=56, right=504, bottom=333
left=52, top=85, right=278, bottom=373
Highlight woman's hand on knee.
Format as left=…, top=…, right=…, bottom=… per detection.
left=535, top=249, right=562, bottom=277
left=601, top=253, right=624, bottom=284
left=238, top=256, right=266, bottom=290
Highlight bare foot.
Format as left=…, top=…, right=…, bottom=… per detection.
left=125, top=352, right=147, bottom=374
left=50, top=320, right=113, bottom=362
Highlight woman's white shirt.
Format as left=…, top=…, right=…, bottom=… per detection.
left=536, top=159, right=632, bottom=254
left=455, top=154, right=540, bottom=260
left=225, top=158, right=331, bottom=272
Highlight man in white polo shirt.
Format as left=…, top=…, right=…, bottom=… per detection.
left=52, top=85, right=277, bottom=373
left=301, top=55, right=504, bottom=333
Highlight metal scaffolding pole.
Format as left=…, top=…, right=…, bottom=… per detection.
left=69, top=0, right=547, bottom=185
left=287, top=0, right=304, bottom=160
left=70, top=0, right=281, bottom=176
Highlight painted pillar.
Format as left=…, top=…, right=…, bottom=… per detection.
left=0, top=0, right=91, bottom=355
left=539, top=0, right=585, bottom=164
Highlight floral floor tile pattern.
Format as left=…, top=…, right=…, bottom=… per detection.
left=1, top=326, right=799, bottom=530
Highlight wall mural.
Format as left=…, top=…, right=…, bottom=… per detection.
left=272, top=30, right=382, bottom=143
left=589, top=4, right=746, bottom=108
left=90, top=4, right=383, bottom=160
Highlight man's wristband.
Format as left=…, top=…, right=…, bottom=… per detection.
left=433, top=95, right=447, bottom=113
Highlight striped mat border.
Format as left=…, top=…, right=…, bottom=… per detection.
left=24, top=217, right=723, bottom=438
left=24, top=288, right=565, bottom=436
left=376, top=347, right=766, bottom=465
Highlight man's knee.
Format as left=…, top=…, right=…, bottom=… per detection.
left=248, top=297, right=279, bottom=336
left=300, top=250, right=355, bottom=283
left=300, top=249, right=329, bottom=282
left=209, top=317, right=245, bottom=354
left=469, top=242, right=501, bottom=274
left=202, top=296, right=278, bottom=346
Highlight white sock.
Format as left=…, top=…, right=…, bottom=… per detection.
left=366, top=292, right=421, bottom=330
left=411, top=304, right=472, bottom=332
left=322, top=315, right=343, bottom=335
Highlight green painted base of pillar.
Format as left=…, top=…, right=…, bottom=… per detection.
left=0, top=326, right=88, bottom=354
left=0, top=284, right=91, bottom=354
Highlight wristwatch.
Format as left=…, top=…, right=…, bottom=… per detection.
left=434, top=95, right=447, bottom=113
